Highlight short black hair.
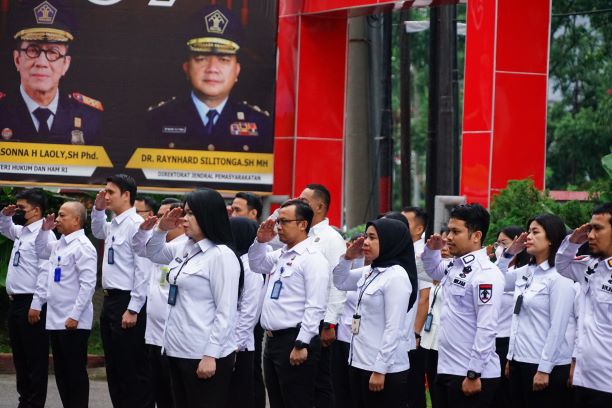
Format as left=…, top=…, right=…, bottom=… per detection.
left=280, top=199, right=314, bottom=234
left=383, top=211, right=410, bottom=229
left=161, top=197, right=181, bottom=206
left=15, top=188, right=47, bottom=214
left=592, top=203, right=612, bottom=226
left=235, top=192, right=263, bottom=219
left=449, top=203, right=490, bottom=244
left=135, top=195, right=158, bottom=213
left=402, top=206, right=428, bottom=230
left=107, top=174, right=137, bottom=206
left=305, top=184, right=331, bottom=212
left=527, top=214, right=567, bottom=267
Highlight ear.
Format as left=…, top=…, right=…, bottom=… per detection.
left=472, top=230, right=483, bottom=244
left=182, top=61, right=189, bottom=77
left=248, top=208, right=257, bottom=219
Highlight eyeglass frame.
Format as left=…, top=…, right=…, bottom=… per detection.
left=275, top=218, right=305, bottom=226
left=18, top=45, right=67, bottom=62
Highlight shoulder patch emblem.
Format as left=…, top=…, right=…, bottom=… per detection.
left=478, top=284, right=492, bottom=304
left=71, top=92, right=104, bottom=111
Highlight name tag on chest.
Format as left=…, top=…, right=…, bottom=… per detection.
left=452, top=277, right=467, bottom=287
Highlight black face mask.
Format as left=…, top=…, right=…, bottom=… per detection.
left=12, top=210, right=27, bottom=226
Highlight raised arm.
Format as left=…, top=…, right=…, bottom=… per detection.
left=421, top=235, right=452, bottom=281
left=555, top=228, right=590, bottom=282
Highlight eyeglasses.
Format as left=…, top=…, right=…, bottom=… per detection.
left=275, top=218, right=304, bottom=226
left=19, top=45, right=66, bottom=62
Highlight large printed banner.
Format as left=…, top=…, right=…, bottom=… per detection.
left=0, top=0, right=277, bottom=193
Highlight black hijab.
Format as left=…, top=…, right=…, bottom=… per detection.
left=366, top=218, right=418, bottom=311
left=230, top=217, right=259, bottom=256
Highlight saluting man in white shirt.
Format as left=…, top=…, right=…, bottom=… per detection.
left=421, top=203, right=504, bottom=408
left=555, top=203, right=612, bottom=407
left=1, top=188, right=56, bottom=407
left=249, top=199, right=330, bottom=408
left=36, top=201, right=96, bottom=408
left=91, top=174, right=151, bottom=407
left=299, top=184, right=347, bottom=408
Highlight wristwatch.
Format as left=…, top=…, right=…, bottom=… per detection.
left=467, top=370, right=481, bottom=380
left=294, top=340, right=310, bottom=350
left=323, top=322, right=336, bottom=330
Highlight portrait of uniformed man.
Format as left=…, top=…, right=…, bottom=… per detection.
left=147, top=5, right=273, bottom=153
left=0, top=0, right=103, bottom=145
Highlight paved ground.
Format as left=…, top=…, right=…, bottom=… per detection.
left=0, top=369, right=112, bottom=408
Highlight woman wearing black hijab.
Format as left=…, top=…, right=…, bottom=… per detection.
left=226, top=217, right=264, bottom=408
left=333, top=218, right=414, bottom=408
left=140, top=188, right=242, bottom=408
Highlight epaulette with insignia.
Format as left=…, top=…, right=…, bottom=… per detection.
left=0, top=92, right=5, bottom=100
left=71, top=92, right=104, bottom=111
left=148, top=97, right=177, bottom=112
left=242, top=100, right=270, bottom=117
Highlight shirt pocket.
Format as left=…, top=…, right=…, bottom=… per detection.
left=594, top=288, right=612, bottom=330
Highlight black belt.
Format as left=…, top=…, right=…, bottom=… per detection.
left=7, top=293, right=34, bottom=301
left=103, top=289, right=130, bottom=297
left=265, top=325, right=300, bottom=338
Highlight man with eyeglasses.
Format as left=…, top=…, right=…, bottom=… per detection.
left=0, top=0, right=103, bottom=145
left=147, top=5, right=271, bottom=153
left=1, top=188, right=56, bottom=407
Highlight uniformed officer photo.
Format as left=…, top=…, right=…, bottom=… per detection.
left=0, top=0, right=103, bottom=145
left=146, top=4, right=273, bottom=153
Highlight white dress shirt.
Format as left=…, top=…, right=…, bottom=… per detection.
left=420, top=283, right=444, bottom=351
left=309, top=219, right=348, bottom=324
left=232, top=253, right=264, bottom=351
left=248, top=238, right=329, bottom=344
left=497, top=257, right=574, bottom=373
left=337, top=257, right=364, bottom=344
left=413, top=238, right=432, bottom=283
left=555, top=237, right=612, bottom=393
left=35, top=229, right=97, bottom=330
left=495, top=260, right=516, bottom=339
left=421, top=247, right=504, bottom=378
left=406, top=278, right=434, bottom=351
left=0, top=215, right=55, bottom=309
left=91, top=207, right=149, bottom=313
left=333, top=258, right=412, bottom=374
left=144, top=229, right=240, bottom=359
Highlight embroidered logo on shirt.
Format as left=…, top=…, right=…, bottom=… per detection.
left=479, top=284, right=493, bottom=303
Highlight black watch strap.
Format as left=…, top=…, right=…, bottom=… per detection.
left=467, top=370, right=481, bottom=379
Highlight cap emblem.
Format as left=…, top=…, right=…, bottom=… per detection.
left=34, top=1, right=57, bottom=25
left=205, top=9, right=228, bottom=35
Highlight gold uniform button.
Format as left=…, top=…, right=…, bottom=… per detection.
left=243, top=145, right=249, bottom=151
left=208, top=144, right=215, bottom=151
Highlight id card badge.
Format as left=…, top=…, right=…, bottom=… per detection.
left=351, top=314, right=361, bottom=334
left=12, top=251, right=20, bottom=266
left=168, top=284, right=178, bottom=306
left=270, top=280, right=282, bottom=300
left=107, top=247, right=115, bottom=265
left=54, top=267, right=61, bottom=282
left=513, top=294, right=523, bottom=315
left=424, top=312, right=434, bottom=332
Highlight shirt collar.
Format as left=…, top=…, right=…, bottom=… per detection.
left=309, top=218, right=329, bottom=237
left=536, top=260, right=551, bottom=272
left=113, top=207, right=137, bottom=225
left=23, top=218, right=43, bottom=232
left=195, top=238, right=215, bottom=254
left=191, top=92, right=228, bottom=122
left=61, top=229, right=85, bottom=244
left=282, top=236, right=311, bottom=256
left=20, top=85, right=60, bottom=115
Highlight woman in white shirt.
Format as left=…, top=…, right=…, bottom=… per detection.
left=333, top=218, right=413, bottom=408
left=498, top=214, right=574, bottom=408
left=141, top=188, right=242, bottom=408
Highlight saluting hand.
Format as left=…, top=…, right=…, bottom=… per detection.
left=94, top=189, right=106, bottom=211
left=256, top=218, right=276, bottom=243
left=1, top=204, right=17, bottom=216
left=65, top=318, right=78, bottom=330
left=426, top=234, right=447, bottom=251
left=344, top=236, right=365, bottom=260
left=158, top=207, right=184, bottom=231
left=41, top=213, right=57, bottom=231
left=139, top=215, right=158, bottom=231
left=569, top=223, right=590, bottom=244
left=506, top=232, right=528, bottom=256
left=197, top=356, right=216, bottom=379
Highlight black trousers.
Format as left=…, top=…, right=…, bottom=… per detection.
left=434, top=374, right=500, bottom=408
left=100, top=291, right=151, bottom=408
left=148, top=345, right=173, bottom=408
left=424, top=348, right=439, bottom=408
left=574, top=386, right=612, bottom=408
left=49, top=329, right=90, bottom=408
left=407, top=347, right=427, bottom=408
left=314, top=328, right=334, bottom=408
left=8, top=294, right=49, bottom=408
left=348, top=366, right=409, bottom=408
left=253, top=323, right=266, bottom=408
left=495, top=337, right=511, bottom=408
left=167, top=353, right=236, bottom=408
left=263, top=330, right=321, bottom=408
left=508, top=360, right=572, bottom=408
left=330, top=340, right=352, bottom=408
left=227, top=350, right=255, bottom=408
